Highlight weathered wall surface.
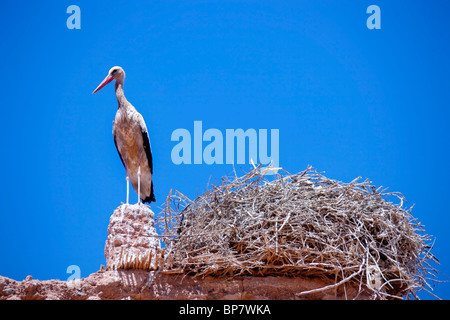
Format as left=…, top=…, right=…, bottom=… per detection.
left=0, top=270, right=371, bottom=300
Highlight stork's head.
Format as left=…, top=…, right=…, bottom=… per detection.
left=92, top=66, right=126, bottom=94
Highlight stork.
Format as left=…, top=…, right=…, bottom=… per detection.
left=92, top=66, right=155, bottom=204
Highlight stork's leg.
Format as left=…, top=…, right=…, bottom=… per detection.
left=136, top=152, right=143, bottom=205
left=123, top=160, right=130, bottom=205
left=137, top=165, right=141, bottom=205
left=126, top=175, right=130, bottom=205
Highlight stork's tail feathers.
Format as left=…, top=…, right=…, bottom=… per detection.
left=142, top=183, right=156, bottom=204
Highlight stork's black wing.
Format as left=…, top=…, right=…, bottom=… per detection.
left=140, top=127, right=153, bottom=175
left=140, top=123, right=156, bottom=203
left=113, top=132, right=126, bottom=169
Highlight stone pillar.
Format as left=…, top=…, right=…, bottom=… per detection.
left=104, top=204, right=162, bottom=271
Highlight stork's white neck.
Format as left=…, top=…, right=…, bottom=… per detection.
left=115, top=81, right=128, bottom=108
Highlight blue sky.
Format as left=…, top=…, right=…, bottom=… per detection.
left=0, top=1, right=449, bottom=299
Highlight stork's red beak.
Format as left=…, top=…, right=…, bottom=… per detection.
left=92, top=74, right=114, bottom=94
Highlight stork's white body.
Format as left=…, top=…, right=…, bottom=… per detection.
left=113, top=103, right=154, bottom=203
left=93, top=66, right=155, bottom=204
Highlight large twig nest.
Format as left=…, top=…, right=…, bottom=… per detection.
left=157, top=165, right=439, bottom=299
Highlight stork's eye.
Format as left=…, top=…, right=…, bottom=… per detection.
left=111, top=69, right=117, bottom=74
